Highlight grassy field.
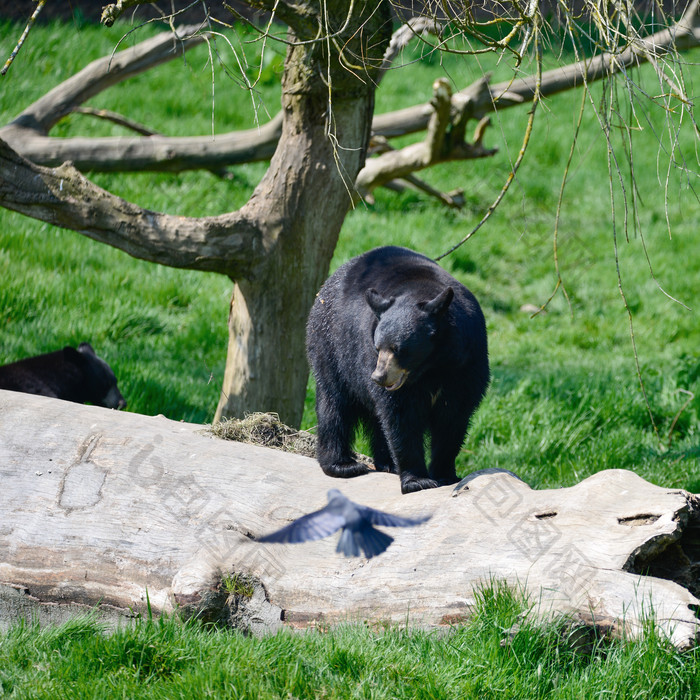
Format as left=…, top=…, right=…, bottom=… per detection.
left=1, top=586, right=699, bottom=699
left=0, top=17, right=699, bottom=698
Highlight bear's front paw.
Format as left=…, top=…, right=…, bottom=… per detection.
left=322, top=461, right=372, bottom=479
left=400, top=473, right=439, bottom=494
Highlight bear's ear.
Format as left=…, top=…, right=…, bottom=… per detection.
left=77, top=343, right=96, bottom=356
left=63, top=346, right=85, bottom=364
left=421, top=287, right=454, bottom=316
left=365, top=288, right=395, bottom=317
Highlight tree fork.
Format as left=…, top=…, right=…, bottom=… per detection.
left=214, top=1, right=393, bottom=425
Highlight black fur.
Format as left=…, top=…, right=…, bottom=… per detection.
left=306, top=246, right=489, bottom=494
left=0, top=343, right=126, bottom=409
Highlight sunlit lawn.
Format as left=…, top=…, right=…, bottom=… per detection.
left=0, top=17, right=698, bottom=698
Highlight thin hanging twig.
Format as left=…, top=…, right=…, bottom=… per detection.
left=435, top=15, right=543, bottom=261
left=1, top=0, right=46, bottom=77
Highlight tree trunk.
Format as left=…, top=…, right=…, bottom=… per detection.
left=2, top=390, right=699, bottom=648
left=214, top=4, right=392, bottom=425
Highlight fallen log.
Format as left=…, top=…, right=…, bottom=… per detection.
left=0, top=390, right=698, bottom=647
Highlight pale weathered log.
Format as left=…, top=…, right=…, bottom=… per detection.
left=1, top=390, right=698, bottom=647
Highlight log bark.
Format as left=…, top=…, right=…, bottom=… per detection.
left=2, top=390, right=699, bottom=648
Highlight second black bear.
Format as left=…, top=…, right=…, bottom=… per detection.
left=306, top=246, right=489, bottom=494
left=0, top=343, right=127, bottom=409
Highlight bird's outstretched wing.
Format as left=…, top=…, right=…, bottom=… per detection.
left=363, top=507, right=431, bottom=529
left=258, top=506, right=346, bottom=544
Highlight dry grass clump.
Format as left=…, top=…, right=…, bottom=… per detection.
left=208, top=412, right=318, bottom=457
left=209, top=412, right=373, bottom=465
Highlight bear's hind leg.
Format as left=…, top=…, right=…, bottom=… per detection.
left=367, top=418, right=398, bottom=474
left=315, top=391, right=371, bottom=479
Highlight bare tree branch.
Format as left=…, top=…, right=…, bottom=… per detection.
left=1, top=0, right=46, bottom=76
left=0, top=138, right=264, bottom=278
left=355, top=77, right=498, bottom=200
left=376, top=16, right=443, bottom=85
left=2, top=3, right=696, bottom=175
left=372, top=0, right=700, bottom=137
left=0, top=21, right=280, bottom=171
left=72, top=107, right=162, bottom=136
left=365, top=135, right=466, bottom=207
left=7, top=24, right=207, bottom=135
left=380, top=176, right=466, bottom=208
left=1, top=116, right=283, bottom=172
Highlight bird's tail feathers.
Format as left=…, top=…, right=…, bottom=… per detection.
left=336, top=527, right=361, bottom=557
left=336, top=525, right=392, bottom=559
left=336, top=525, right=394, bottom=558
left=360, top=526, right=394, bottom=558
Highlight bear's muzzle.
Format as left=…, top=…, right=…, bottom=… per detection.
left=371, top=349, right=408, bottom=391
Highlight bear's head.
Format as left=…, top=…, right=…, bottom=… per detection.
left=365, top=287, right=453, bottom=391
left=73, top=343, right=127, bottom=409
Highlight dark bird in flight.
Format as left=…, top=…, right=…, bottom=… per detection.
left=258, top=489, right=430, bottom=558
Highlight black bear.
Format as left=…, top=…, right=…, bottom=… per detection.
left=0, top=343, right=127, bottom=409
left=306, top=246, right=489, bottom=494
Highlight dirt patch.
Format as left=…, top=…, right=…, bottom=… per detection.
left=0, top=1, right=254, bottom=25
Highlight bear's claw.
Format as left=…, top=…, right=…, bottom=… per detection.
left=322, top=461, right=372, bottom=479
left=400, top=474, right=439, bottom=494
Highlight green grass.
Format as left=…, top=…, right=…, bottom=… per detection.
left=0, top=18, right=699, bottom=696
left=1, top=585, right=699, bottom=699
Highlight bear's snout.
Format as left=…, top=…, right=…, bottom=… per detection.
left=371, top=349, right=408, bottom=391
